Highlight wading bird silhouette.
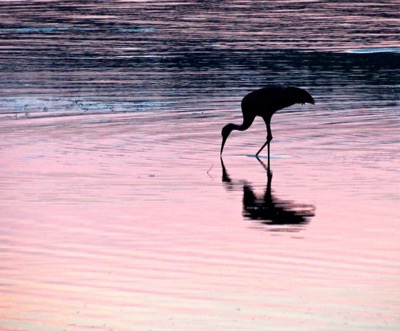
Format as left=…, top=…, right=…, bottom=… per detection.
left=220, top=86, right=315, bottom=157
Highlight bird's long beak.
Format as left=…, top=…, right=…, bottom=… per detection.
left=220, top=135, right=228, bottom=155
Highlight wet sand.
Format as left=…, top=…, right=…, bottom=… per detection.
left=1, top=108, right=399, bottom=330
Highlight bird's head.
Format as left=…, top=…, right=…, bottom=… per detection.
left=220, top=123, right=235, bottom=155
left=287, top=87, right=315, bottom=105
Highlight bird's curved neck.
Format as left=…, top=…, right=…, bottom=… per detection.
left=233, top=116, right=254, bottom=132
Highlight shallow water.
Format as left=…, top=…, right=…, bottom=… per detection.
left=1, top=1, right=399, bottom=330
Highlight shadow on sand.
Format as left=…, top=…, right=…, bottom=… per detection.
left=221, top=157, right=315, bottom=231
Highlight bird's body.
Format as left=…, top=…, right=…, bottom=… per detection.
left=220, top=86, right=315, bottom=156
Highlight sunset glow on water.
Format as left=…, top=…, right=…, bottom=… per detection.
left=1, top=1, right=399, bottom=330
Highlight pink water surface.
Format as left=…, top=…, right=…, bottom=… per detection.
left=1, top=108, right=399, bottom=330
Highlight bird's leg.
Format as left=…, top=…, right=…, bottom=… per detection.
left=256, top=117, right=273, bottom=157
left=266, top=119, right=273, bottom=144
left=255, top=140, right=268, bottom=156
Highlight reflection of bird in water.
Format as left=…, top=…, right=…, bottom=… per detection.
left=221, top=157, right=315, bottom=229
left=220, top=86, right=315, bottom=157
